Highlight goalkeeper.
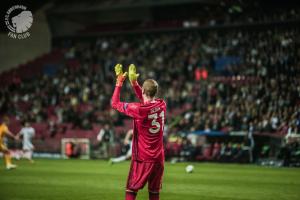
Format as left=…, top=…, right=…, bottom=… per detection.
left=111, top=64, right=166, bottom=200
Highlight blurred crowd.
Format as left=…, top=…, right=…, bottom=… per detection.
left=1, top=26, right=299, bottom=136
left=182, top=4, right=300, bottom=27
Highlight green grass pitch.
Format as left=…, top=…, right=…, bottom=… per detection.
left=1, top=159, right=300, bottom=200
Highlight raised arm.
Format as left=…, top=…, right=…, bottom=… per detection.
left=111, top=85, right=126, bottom=113
left=111, top=64, right=141, bottom=118
left=129, top=64, right=144, bottom=102
left=111, top=85, right=141, bottom=118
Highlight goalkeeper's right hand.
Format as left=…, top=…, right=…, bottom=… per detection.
left=128, top=64, right=139, bottom=85
left=115, top=64, right=127, bottom=86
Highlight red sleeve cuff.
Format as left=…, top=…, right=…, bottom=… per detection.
left=131, top=80, right=138, bottom=86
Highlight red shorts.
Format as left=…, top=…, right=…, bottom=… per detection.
left=126, top=160, right=164, bottom=192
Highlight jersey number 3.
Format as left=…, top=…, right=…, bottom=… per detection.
left=148, top=111, right=165, bottom=134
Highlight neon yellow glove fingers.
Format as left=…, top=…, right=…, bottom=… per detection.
left=115, top=64, right=123, bottom=76
left=115, top=64, right=127, bottom=86
left=129, top=64, right=139, bottom=83
left=129, top=64, right=136, bottom=74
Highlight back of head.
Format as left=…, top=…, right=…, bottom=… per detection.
left=142, top=79, right=158, bottom=98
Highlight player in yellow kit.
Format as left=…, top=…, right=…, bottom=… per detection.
left=0, top=117, right=18, bottom=169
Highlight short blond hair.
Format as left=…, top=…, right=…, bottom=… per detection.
left=142, top=79, right=158, bottom=98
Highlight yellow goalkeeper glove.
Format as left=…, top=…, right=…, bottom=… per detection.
left=115, top=64, right=127, bottom=86
left=128, top=64, right=140, bottom=85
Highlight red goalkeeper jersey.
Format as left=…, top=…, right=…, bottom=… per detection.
left=111, top=84, right=166, bottom=163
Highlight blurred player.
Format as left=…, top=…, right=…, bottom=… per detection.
left=17, top=121, right=35, bottom=163
left=110, top=129, right=133, bottom=164
left=0, top=117, right=18, bottom=169
left=111, top=64, right=166, bottom=200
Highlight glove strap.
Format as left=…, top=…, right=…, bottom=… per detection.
left=116, top=75, right=125, bottom=86
left=130, top=80, right=138, bottom=86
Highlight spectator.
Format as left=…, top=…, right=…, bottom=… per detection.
left=97, top=124, right=114, bottom=158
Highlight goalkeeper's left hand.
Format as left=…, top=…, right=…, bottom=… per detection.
left=129, top=64, right=139, bottom=85
left=115, top=64, right=127, bottom=86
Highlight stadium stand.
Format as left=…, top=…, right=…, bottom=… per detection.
left=0, top=0, right=299, bottom=163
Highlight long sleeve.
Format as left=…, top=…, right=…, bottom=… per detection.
left=111, top=85, right=141, bottom=118
left=111, top=86, right=123, bottom=112
left=132, top=82, right=144, bottom=102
